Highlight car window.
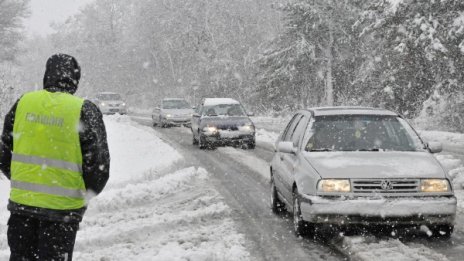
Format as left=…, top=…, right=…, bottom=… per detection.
left=283, top=114, right=303, bottom=142
left=291, top=115, right=310, bottom=147
left=280, top=114, right=299, bottom=141
left=162, top=100, right=190, bottom=109
left=305, top=115, right=425, bottom=152
left=202, top=104, right=246, bottom=116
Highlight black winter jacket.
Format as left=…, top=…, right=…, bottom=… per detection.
left=0, top=87, right=110, bottom=223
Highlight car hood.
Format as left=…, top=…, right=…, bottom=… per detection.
left=303, top=151, right=446, bottom=179
left=161, top=108, right=193, bottom=115
left=200, top=116, right=252, bottom=128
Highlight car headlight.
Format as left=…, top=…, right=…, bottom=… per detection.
left=317, top=179, right=351, bottom=193
left=100, top=102, right=106, bottom=106
left=121, top=102, right=126, bottom=106
left=202, top=125, right=218, bottom=133
left=421, top=179, right=450, bottom=192
left=240, top=124, right=255, bottom=132
left=165, top=114, right=172, bottom=118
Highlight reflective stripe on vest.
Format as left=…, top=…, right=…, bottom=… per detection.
left=11, top=180, right=85, bottom=198
left=13, top=153, right=82, bottom=174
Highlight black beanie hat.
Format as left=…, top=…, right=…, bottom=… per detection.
left=43, top=54, right=81, bottom=94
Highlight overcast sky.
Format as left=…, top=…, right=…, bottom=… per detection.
left=24, top=0, right=95, bottom=36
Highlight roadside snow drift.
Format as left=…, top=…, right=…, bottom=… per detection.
left=0, top=115, right=249, bottom=261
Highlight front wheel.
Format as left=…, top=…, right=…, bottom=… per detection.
left=293, top=188, right=310, bottom=236
left=247, top=140, right=256, bottom=149
left=430, top=224, right=454, bottom=239
left=198, top=134, right=207, bottom=149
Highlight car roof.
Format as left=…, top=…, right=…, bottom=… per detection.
left=305, top=106, right=398, bottom=117
left=203, top=98, right=240, bottom=106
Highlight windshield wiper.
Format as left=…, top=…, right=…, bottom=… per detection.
left=308, top=148, right=333, bottom=152
left=358, top=148, right=380, bottom=151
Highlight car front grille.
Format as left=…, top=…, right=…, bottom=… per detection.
left=352, top=179, right=420, bottom=194
left=217, top=125, right=238, bottom=131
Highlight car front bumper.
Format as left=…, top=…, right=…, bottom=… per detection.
left=163, top=117, right=191, bottom=126
left=203, top=130, right=255, bottom=144
left=100, top=106, right=127, bottom=114
left=300, top=195, right=457, bottom=225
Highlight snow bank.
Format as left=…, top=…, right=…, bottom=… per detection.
left=74, top=167, right=249, bottom=261
left=418, top=130, right=464, bottom=145
left=104, top=114, right=182, bottom=183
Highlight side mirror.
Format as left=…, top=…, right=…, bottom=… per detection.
left=247, top=111, right=255, bottom=117
left=192, top=106, right=196, bottom=110
left=277, top=141, right=297, bottom=154
left=427, top=142, right=442, bottom=154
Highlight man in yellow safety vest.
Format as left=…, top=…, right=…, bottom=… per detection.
left=0, top=54, right=110, bottom=261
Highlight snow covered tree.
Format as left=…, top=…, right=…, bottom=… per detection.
left=0, top=0, right=29, bottom=120
left=357, top=0, right=464, bottom=120
left=256, top=0, right=365, bottom=111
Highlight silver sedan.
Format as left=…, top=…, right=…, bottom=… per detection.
left=270, top=107, right=456, bottom=238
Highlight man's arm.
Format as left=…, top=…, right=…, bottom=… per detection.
left=80, top=100, right=110, bottom=194
left=0, top=101, right=19, bottom=179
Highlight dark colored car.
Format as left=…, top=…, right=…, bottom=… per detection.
left=191, top=98, right=255, bottom=149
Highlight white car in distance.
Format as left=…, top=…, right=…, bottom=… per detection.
left=94, top=92, right=127, bottom=115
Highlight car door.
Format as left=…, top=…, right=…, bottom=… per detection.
left=280, top=114, right=311, bottom=202
left=275, top=114, right=303, bottom=201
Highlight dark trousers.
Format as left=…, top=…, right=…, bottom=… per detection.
left=7, top=213, right=79, bottom=261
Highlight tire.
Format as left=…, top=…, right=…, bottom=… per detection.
left=159, top=117, right=165, bottom=128
left=248, top=141, right=256, bottom=149
left=270, top=176, right=284, bottom=214
left=192, top=134, right=198, bottom=145
left=431, top=224, right=454, bottom=239
left=292, top=188, right=310, bottom=236
left=199, top=134, right=207, bottom=149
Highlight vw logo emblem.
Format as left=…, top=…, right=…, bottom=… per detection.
left=380, top=180, right=393, bottom=190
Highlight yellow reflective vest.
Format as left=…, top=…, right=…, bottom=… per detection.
left=10, top=90, right=86, bottom=210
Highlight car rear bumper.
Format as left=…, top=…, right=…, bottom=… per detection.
left=300, top=195, right=457, bottom=225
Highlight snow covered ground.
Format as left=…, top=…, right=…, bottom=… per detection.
left=0, top=115, right=250, bottom=260
left=1, top=113, right=463, bottom=260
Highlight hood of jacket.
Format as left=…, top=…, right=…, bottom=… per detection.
left=43, top=54, right=81, bottom=94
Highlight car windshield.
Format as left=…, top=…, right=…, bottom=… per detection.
left=163, top=100, right=190, bottom=109
left=97, top=93, right=122, bottom=100
left=203, top=104, right=246, bottom=117
left=305, top=115, right=425, bottom=152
